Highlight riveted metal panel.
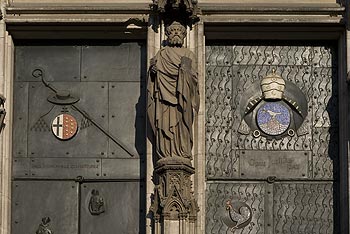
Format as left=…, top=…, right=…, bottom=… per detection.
left=13, top=82, right=28, bottom=158
left=274, top=182, right=334, bottom=234
left=27, top=82, right=108, bottom=158
left=80, top=182, right=141, bottom=234
left=312, top=46, right=337, bottom=68
left=12, top=181, right=78, bottom=234
left=313, top=127, right=338, bottom=179
left=81, top=43, right=142, bottom=82
left=108, top=82, right=146, bottom=158
left=205, top=65, right=233, bottom=127
left=12, top=158, right=30, bottom=178
left=101, top=159, right=140, bottom=179
left=205, top=43, right=338, bottom=181
left=206, top=182, right=265, bottom=234
left=15, top=45, right=81, bottom=82
left=205, top=42, right=338, bottom=233
left=206, top=126, right=234, bottom=178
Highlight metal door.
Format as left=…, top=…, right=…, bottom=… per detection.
left=12, top=42, right=146, bottom=234
left=205, top=43, right=338, bottom=233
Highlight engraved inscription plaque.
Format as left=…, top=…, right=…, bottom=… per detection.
left=30, top=158, right=101, bottom=179
left=239, top=150, right=309, bottom=179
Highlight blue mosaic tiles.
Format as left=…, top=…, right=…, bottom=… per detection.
left=257, top=102, right=291, bottom=136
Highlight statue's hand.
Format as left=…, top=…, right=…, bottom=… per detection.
left=150, top=58, right=157, bottom=74
left=0, top=94, right=5, bottom=106
left=180, top=57, right=192, bottom=72
left=150, top=65, right=157, bottom=74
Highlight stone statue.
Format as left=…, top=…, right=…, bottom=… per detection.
left=147, top=21, right=199, bottom=164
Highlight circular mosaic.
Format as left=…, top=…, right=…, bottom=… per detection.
left=257, top=102, right=291, bottom=136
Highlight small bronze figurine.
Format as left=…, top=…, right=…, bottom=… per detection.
left=36, top=217, right=53, bottom=234
left=89, top=189, right=105, bottom=215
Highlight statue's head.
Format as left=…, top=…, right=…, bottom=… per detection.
left=166, top=21, right=187, bottom=47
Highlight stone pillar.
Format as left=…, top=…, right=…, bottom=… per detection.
left=0, top=19, right=14, bottom=234
left=189, top=21, right=206, bottom=234
left=147, top=1, right=201, bottom=233
left=150, top=158, right=198, bottom=234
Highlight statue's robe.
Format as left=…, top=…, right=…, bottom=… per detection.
left=147, top=46, right=199, bottom=160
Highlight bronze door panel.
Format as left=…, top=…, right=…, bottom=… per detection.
left=12, top=42, right=147, bottom=233
left=12, top=181, right=79, bottom=234
left=80, top=182, right=142, bottom=234
left=205, top=43, right=338, bottom=233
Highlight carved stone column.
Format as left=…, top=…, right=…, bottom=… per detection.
left=150, top=159, right=198, bottom=233
left=148, top=1, right=200, bottom=233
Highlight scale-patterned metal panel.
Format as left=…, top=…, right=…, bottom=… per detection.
left=273, top=182, right=334, bottom=234
left=206, top=182, right=265, bottom=234
left=205, top=43, right=338, bottom=233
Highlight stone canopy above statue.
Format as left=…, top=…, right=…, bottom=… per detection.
left=151, top=0, right=200, bottom=28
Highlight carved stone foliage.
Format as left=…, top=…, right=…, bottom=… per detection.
left=151, top=0, right=200, bottom=27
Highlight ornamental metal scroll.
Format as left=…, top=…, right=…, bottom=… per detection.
left=238, top=69, right=308, bottom=139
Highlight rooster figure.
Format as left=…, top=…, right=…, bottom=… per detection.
left=222, top=200, right=252, bottom=232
